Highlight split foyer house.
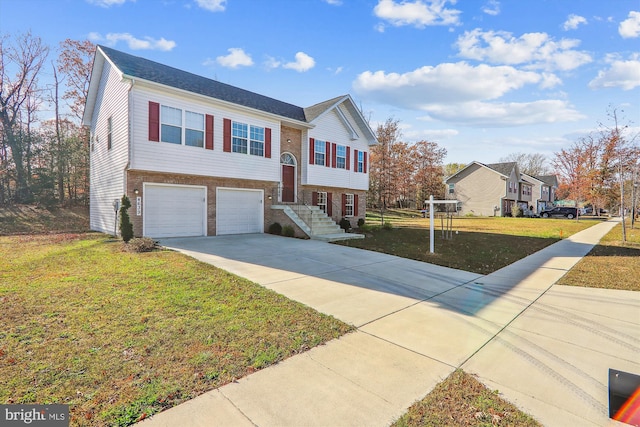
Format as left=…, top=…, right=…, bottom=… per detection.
left=82, top=46, right=377, bottom=239
left=445, top=161, right=558, bottom=216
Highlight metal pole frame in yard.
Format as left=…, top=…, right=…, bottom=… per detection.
left=427, top=195, right=459, bottom=254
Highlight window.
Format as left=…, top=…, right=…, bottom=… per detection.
left=315, top=140, right=326, bottom=166
left=232, top=122, right=248, bottom=153
left=357, top=151, right=364, bottom=173
left=161, top=105, right=182, bottom=144
left=231, top=121, right=265, bottom=156
left=250, top=126, right=264, bottom=156
left=345, top=194, right=354, bottom=217
left=448, top=183, right=455, bottom=194
left=317, top=191, right=327, bottom=213
left=185, top=111, right=204, bottom=147
left=107, top=117, right=112, bottom=150
left=336, top=145, right=346, bottom=169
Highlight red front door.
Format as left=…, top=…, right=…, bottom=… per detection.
left=282, top=165, right=295, bottom=202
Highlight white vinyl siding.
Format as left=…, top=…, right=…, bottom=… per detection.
left=130, top=86, right=280, bottom=182
left=304, top=109, right=370, bottom=190
left=89, top=60, right=130, bottom=235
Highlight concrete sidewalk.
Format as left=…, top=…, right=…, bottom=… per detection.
left=141, top=219, right=639, bottom=426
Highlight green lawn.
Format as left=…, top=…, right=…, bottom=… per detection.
left=341, top=210, right=599, bottom=274
left=0, top=233, right=352, bottom=426
left=557, top=219, right=640, bottom=291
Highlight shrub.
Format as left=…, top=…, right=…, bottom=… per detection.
left=339, top=218, right=351, bottom=231
left=357, top=218, right=365, bottom=228
left=119, top=195, right=134, bottom=242
left=512, top=204, right=524, bottom=218
left=124, top=237, right=158, bottom=253
left=383, top=221, right=393, bottom=230
left=282, top=225, right=295, bottom=237
left=268, top=222, right=282, bottom=235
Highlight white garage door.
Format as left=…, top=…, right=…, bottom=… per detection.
left=216, top=188, right=263, bottom=235
left=144, top=184, right=206, bottom=238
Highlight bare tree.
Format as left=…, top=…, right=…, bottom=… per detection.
left=0, top=32, right=49, bottom=203
left=499, top=152, right=551, bottom=176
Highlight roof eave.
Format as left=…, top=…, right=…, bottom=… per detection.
left=126, top=76, right=313, bottom=129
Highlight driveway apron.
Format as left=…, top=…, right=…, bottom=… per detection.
left=140, top=219, right=639, bottom=427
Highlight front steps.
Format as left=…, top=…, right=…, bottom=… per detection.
left=271, top=205, right=364, bottom=242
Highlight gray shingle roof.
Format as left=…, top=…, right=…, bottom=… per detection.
left=99, top=45, right=307, bottom=122
left=486, top=162, right=517, bottom=177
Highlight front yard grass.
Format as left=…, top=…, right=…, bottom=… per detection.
left=341, top=210, right=599, bottom=274
left=0, top=233, right=352, bottom=426
left=556, top=219, right=640, bottom=291
left=393, top=370, right=541, bottom=427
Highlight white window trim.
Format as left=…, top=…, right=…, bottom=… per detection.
left=317, top=191, right=327, bottom=213
left=232, top=121, right=265, bottom=157
left=345, top=193, right=354, bottom=217
left=314, top=140, right=326, bottom=166
left=160, top=104, right=206, bottom=148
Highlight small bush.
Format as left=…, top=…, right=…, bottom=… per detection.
left=357, top=218, right=365, bottom=227
left=512, top=204, right=524, bottom=218
left=268, top=222, right=282, bottom=235
left=339, top=218, right=351, bottom=231
left=124, top=237, right=158, bottom=253
left=383, top=221, right=393, bottom=230
left=119, top=195, right=134, bottom=242
left=282, top=225, right=295, bottom=237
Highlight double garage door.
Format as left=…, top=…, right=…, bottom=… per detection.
left=144, top=184, right=263, bottom=238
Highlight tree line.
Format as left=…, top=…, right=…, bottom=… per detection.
left=0, top=32, right=94, bottom=205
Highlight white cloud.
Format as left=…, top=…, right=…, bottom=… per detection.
left=89, top=32, right=176, bottom=51
left=563, top=14, right=587, bottom=31
left=588, top=55, right=640, bottom=90
left=353, top=62, right=543, bottom=107
left=87, top=0, right=129, bottom=7
left=283, top=52, right=315, bottom=72
left=324, top=0, right=342, bottom=5
left=353, top=62, right=581, bottom=127
left=373, top=0, right=461, bottom=28
left=215, top=48, right=254, bottom=69
left=456, top=28, right=592, bottom=71
left=405, top=126, right=460, bottom=141
left=195, top=0, right=226, bottom=12
left=482, top=0, right=500, bottom=16
left=421, top=100, right=584, bottom=127
left=619, top=11, right=640, bottom=38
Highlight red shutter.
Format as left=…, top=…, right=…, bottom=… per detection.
left=354, top=194, right=359, bottom=216
left=346, top=147, right=350, bottom=170
left=265, top=127, right=272, bottom=158
left=342, top=194, right=347, bottom=215
left=364, top=152, right=368, bottom=173
left=354, top=149, right=359, bottom=172
left=312, top=191, right=318, bottom=206
left=309, top=138, right=315, bottom=164
left=327, top=192, right=332, bottom=216
left=149, top=101, right=160, bottom=142
left=331, top=143, right=337, bottom=168
left=223, top=118, right=231, bottom=152
left=205, top=114, right=214, bottom=150
left=325, top=141, right=331, bottom=167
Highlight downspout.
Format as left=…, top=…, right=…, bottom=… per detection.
left=124, top=78, right=135, bottom=194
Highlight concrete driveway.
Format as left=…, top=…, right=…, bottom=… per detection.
left=146, top=220, right=640, bottom=427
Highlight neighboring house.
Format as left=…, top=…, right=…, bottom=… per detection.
left=445, top=161, right=557, bottom=216
left=82, top=46, right=377, bottom=239
left=522, top=173, right=557, bottom=214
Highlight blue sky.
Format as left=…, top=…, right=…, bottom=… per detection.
left=1, top=0, right=639, bottom=165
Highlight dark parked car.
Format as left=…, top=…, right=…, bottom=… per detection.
left=540, top=207, right=578, bottom=219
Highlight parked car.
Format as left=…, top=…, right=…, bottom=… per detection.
left=540, top=207, right=578, bottom=219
